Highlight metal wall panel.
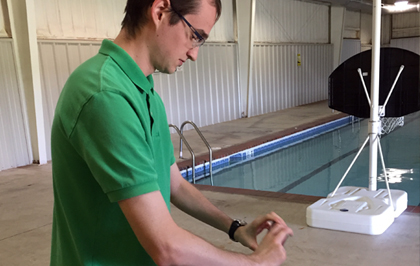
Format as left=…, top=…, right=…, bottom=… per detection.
left=345, top=10, right=360, bottom=29
left=0, top=39, right=31, bottom=171
left=38, top=40, right=101, bottom=159
left=35, top=0, right=125, bottom=39
left=250, top=43, right=332, bottom=117
left=0, top=1, right=8, bottom=37
left=343, top=10, right=360, bottom=39
left=392, top=12, right=420, bottom=38
left=381, top=15, right=392, bottom=45
left=390, top=37, right=420, bottom=55
left=208, top=0, right=235, bottom=42
left=153, top=43, right=240, bottom=129
left=34, top=0, right=234, bottom=42
left=360, top=13, right=373, bottom=45
left=341, top=39, right=361, bottom=63
left=254, top=0, right=329, bottom=43
left=38, top=41, right=240, bottom=158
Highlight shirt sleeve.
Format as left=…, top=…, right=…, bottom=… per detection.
left=69, top=91, right=160, bottom=202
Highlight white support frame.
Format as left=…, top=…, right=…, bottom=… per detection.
left=306, top=0, right=408, bottom=235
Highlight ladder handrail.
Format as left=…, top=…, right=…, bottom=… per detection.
left=180, top=121, right=214, bottom=186
left=169, top=124, right=196, bottom=184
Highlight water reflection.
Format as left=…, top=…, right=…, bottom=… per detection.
left=378, top=168, right=415, bottom=184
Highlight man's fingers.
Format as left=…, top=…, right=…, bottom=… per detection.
left=255, top=220, right=272, bottom=234
left=267, top=212, right=288, bottom=227
left=251, top=222, right=291, bottom=265
left=256, top=212, right=287, bottom=229
left=253, top=212, right=286, bottom=229
left=267, top=222, right=294, bottom=244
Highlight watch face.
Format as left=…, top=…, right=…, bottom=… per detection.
left=236, top=219, right=247, bottom=226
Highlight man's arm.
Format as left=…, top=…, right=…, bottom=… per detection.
left=169, top=163, right=292, bottom=250
left=119, top=189, right=292, bottom=266
left=169, top=163, right=233, bottom=233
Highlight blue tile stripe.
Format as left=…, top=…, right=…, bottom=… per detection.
left=181, top=116, right=355, bottom=182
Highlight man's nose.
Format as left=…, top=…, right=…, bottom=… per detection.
left=187, top=47, right=199, bottom=61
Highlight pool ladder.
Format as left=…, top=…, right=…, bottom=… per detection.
left=169, top=121, right=214, bottom=185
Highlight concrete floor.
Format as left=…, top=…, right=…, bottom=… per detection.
left=1, top=101, right=419, bottom=265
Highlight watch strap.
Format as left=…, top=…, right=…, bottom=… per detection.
left=228, top=219, right=246, bottom=242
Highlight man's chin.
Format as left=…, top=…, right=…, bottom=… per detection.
left=154, top=67, right=176, bottom=75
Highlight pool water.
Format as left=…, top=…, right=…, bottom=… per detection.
left=197, top=111, right=420, bottom=206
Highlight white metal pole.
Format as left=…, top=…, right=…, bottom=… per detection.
left=368, top=0, right=382, bottom=191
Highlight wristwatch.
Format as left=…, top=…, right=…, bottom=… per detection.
left=228, top=219, right=247, bottom=242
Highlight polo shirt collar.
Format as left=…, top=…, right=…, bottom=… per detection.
left=99, top=39, right=154, bottom=94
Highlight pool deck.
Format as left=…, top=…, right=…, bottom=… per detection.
left=1, top=100, right=419, bottom=265
left=173, top=100, right=348, bottom=169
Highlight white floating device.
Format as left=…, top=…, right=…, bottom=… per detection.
left=307, top=187, right=407, bottom=235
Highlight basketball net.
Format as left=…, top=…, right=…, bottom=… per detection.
left=380, top=116, right=404, bottom=135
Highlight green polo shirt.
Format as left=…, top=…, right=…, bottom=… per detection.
left=50, top=39, right=175, bottom=265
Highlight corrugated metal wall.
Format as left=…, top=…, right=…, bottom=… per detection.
left=343, top=10, right=360, bottom=39
left=38, top=40, right=101, bottom=159
left=208, top=0, right=235, bottom=42
left=0, top=2, right=8, bottom=37
left=392, top=12, right=420, bottom=38
left=342, top=11, right=391, bottom=46
left=250, top=0, right=332, bottom=117
left=35, top=0, right=125, bottom=39
left=341, top=39, right=361, bottom=63
left=0, top=39, right=31, bottom=170
left=254, top=0, right=329, bottom=43
left=34, top=0, right=234, bottom=41
left=250, top=44, right=332, bottom=116
left=155, top=43, right=240, bottom=128
left=390, top=37, right=420, bottom=55
left=382, top=15, right=392, bottom=45
left=360, top=13, right=372, bottom=46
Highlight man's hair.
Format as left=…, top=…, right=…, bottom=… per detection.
left=121, top=0, right=222, bottom=38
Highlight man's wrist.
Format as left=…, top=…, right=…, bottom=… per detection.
left=228, top=219, right=247, bottom=241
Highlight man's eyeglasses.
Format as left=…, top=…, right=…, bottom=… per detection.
left=171, top=8, right=205, bottom=48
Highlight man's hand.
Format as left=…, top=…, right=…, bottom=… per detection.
left=249, top=221, right=294, bottom=266
left=234, top=212, right=293, bottom=251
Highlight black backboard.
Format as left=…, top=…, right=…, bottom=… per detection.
left=329, top=48, right=420, bottom=118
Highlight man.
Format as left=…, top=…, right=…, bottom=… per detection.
left=50, top=0, right=293, bottom=265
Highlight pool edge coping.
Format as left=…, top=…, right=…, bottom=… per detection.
left=194, top=184, right=420, bottom=215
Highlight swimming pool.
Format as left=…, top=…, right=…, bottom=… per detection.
left=196, top=111, right=420, bottom=206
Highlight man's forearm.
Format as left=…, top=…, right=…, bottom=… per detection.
left=119, top=190, right=282, bottom=266
left=170, top=163, right=233, bottom=234
left=163, top=223, right=258, bottom=266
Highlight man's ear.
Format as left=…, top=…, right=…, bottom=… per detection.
left=150, top=0, right=171, bottom=27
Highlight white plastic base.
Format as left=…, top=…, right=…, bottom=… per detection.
left=306, top=186, right=408, bottom=235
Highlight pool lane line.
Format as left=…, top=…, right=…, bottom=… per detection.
left=277, top=148, right=358, bottom=193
